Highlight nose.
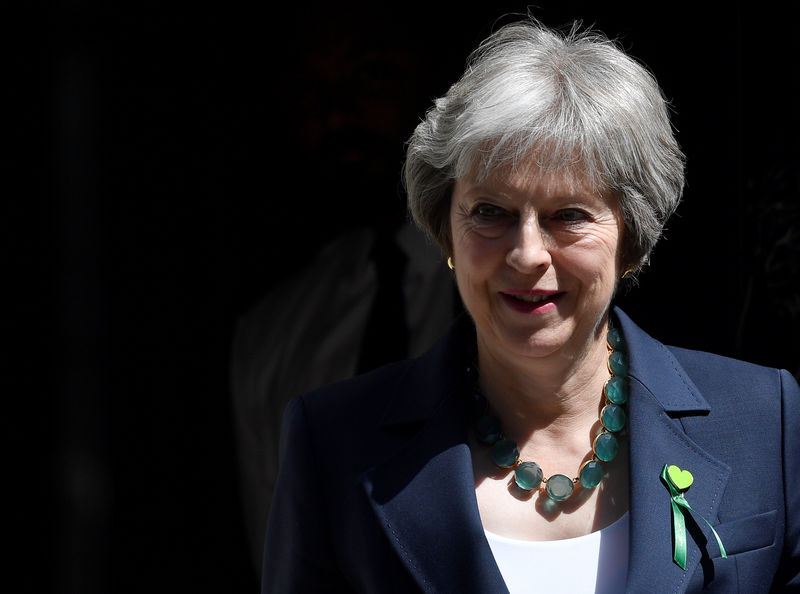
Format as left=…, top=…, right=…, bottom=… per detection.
left=506, top=218, right=552, bottom=273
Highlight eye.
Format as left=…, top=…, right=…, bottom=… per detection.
left=471, top=203, right=509, bottom=221
left=554, top=208, right=590, bottom=223
left=463, top=202, right=515, bottom=238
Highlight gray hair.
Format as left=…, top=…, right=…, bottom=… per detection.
left=404, top=18, right=685, bottom=275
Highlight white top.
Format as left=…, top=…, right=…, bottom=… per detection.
left=484, top=513, right=629, bottom=594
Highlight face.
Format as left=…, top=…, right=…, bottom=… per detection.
left=449, top=161, right=623, bottom=364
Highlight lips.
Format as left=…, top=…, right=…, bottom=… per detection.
left=500, top=290, right=562, bottom=313
left=508, top=293, right=551, bottom=303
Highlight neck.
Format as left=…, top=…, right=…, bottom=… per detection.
left=475, top=325, right=611, bottom=441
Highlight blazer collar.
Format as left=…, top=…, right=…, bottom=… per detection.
left=615, top=307, right=731, bottom=592
left=615, top=308, right=709, bottom=414
left=378, top=312, right=476, bottom=427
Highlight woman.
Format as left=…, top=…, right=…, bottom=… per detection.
left=262, top=17, right=800, bottom=593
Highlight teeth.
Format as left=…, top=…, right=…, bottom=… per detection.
left=513, top=294, right=549, bottom=303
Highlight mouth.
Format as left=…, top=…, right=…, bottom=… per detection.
left=507, top=293, right=552, bottom=303
left=500, top=291, right=562, bottom=313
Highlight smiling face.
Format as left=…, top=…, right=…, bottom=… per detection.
left=450, top=160, right=623, bottom=366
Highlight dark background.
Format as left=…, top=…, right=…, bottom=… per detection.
left=12, top=2, right=799, bottom=592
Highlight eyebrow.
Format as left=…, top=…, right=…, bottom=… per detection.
left=461, top=177, right=602, bottom=204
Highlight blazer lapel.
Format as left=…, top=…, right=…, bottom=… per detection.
left=361, top=317, right=507, bottom=593
left=616, top=309, right=731, bottom=592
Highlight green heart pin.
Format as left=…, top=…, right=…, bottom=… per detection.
left=666, top=465, right=693, bottom=491
left=660, top=464, right=726, bottom=569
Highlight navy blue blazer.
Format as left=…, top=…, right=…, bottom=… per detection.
left=262, top=308, right=800, bottom=592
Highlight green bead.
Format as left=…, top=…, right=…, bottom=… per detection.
left=600, top=404, right=627, bottom=431
left=608, top=351, right=628, bottom=378
left=545, top=474, right=574, bottom=501
left=579, top=461, right=604, bottom=489
left=475, top=415, right=502, bottom=444
left=593, top=432, right=619, bottom=462
left=604, top=376, right=628, bottom=404
left=601, top=404, right=626, bottom=433
left=514, top=461, right=543, bottom=491
left=491, top=438, right=520, bottom=468
left=607, top=327, right=625, bottom=351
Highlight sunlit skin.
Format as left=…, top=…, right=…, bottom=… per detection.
left=450, top=160, right=629, bottom=539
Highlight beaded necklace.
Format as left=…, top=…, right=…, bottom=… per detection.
left=468, top=327, right=629, bottom=502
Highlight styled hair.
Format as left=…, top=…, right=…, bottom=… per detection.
left=404, top=17, right=685, bottom=275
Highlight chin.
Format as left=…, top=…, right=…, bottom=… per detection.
left=492, top=323, right=568, bottom=360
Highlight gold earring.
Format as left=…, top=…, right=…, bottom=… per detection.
left=622, top=268, right=634, bottom=279
left=447, top=257, right=455, bottom=271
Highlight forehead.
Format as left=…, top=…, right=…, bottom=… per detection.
left=458, top=158, right=603, bottom=201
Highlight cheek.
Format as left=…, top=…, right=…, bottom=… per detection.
left=452, top=236, right=503, bottom=306
left=455, top=233, right=506, bottom=281
left=561, top=232, right=622, bottom=284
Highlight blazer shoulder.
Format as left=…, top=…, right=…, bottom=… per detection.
left=666, top=345, right=789, bottom=407
left=295, top=358, right=415, bottom=425
left=292, top=313, right=476, bottom=432
left=667, top=345, right=777, bottom=376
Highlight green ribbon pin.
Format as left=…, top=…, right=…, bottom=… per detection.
left=660, top=464, right=727, bottom=569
